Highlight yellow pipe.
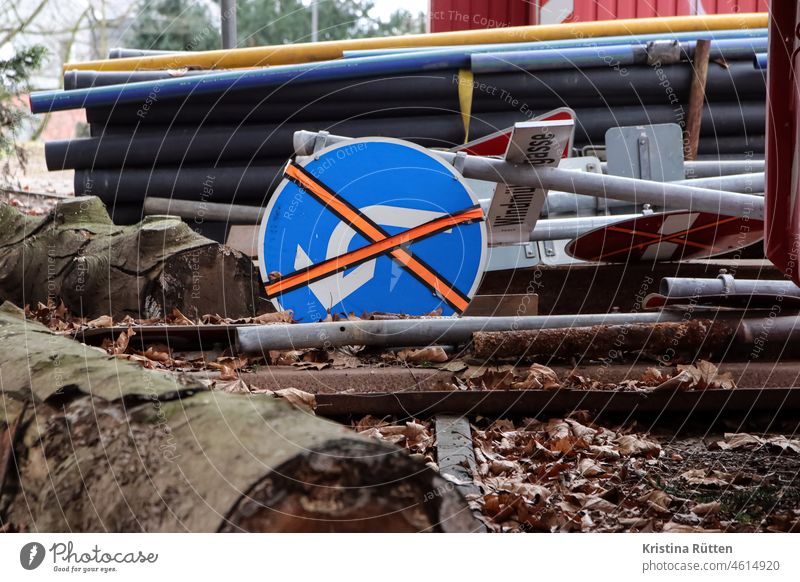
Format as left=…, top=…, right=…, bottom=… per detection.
left=64, top=13, right=768, bottom=72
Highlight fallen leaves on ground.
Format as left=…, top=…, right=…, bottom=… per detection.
left=398, top=346, right=449, bottom=364
left=679, top=468, right=734, bottom=487
left=714, top=432, right=800, bottom=454
left=271, top=387, right=316, bottom=413
left=467, top=415, right=670, bottom=532
left=512, top=363, right=561, bottom=390
left=353, top=416, right=435, bottom=460
left=665, top=361, right=736, bottom=390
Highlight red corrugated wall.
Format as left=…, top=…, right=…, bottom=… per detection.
left=430, top=0, right=769, bottom=32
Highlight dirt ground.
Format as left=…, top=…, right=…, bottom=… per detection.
left=353, top=414, right=800, bottom=533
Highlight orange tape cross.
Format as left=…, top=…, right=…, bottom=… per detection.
left=267, top=162, right=484, bottom=313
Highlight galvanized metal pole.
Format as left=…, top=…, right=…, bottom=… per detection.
left=144, top=195, right=644, bottom=242
left=660, top=275, right=800, bottom=298
left=221, top=0, right=237, bottom=49
left=528, top=214, right=644, bottom=241
left=237, top=311, right=685, bottom=352
left=311, top=1, right=319, bottom=43
left=673, top=172, right=765, bottom=193
left=293, top=130, right=765, bottom=220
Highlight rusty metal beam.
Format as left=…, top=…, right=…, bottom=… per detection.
left=314, top=387, right=800, bottom=419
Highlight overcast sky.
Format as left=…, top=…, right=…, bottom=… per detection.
left=373, top=0, right=429, bottom=18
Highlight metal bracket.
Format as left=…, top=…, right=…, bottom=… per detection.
left=453, top=151, right=468, bottom=176
left=637, top=132, right=652, bottom=181
left=312, top=130, right=330, bottom=157
left=718, top=272, right=736, bottom=295
left=646, top=40, right=682, bottom=66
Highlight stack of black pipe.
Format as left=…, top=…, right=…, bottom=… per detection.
left=48, top=60, right=766, bottom=232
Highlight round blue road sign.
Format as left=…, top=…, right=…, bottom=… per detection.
left=258, top=138, right=487, bottom=321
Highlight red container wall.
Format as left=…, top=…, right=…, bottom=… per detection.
left=430, top=0, right=768, bottom=32
left=430, top=0, right=530, bottom=32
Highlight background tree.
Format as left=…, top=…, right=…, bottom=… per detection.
left=0, top=45, right=45, bottom=179
left=124, top=0, right=220, bottom=51
left=237, top=0, right=425, bottom=47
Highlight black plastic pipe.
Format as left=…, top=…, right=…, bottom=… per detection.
left=107, top=48, right=184, bottom=59
left=76, top=163, right=284, bottom=202
left=65, top=61, right=765, bottom=106
left=52, top=100, right=765, bottom=171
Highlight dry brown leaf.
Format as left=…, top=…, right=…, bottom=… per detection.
left=251, top=311, right=294, bottom=324
left=87, top=314, right=113, bottom=328
left=142, top=344, right=172, bottom=363
left=104, top=327, right=136, bottom=355
left=170, top=307, right=194, bottom=325
left=490, top=459, right=517, bottom=474
left=679, top=469, right=733, bottom=487
left=440, top=360, right=468, bottom=373
left=639, top=489, right=672, bottom=512
left=512, top=363, right=560, bottom=390
left=577, top=457, right=604, bottom=477
left=692, top=501, right=721, bottom=516
left=545, top=419, right=571, bottom=441
left=653, top=369, right=695, bottom=391
left=273, top=388, right=316, bottom=412
left=640, top=367, right=665, bottom=385
left=765, top=436, right=800, bottom=454
left=328, top=349, right=362, bottom=369
left=566, top=418, right=597, bottom=441
left=218, top=378, right=251, bottom=393
left=615, top=434, right=661, bottom=457
left=716, top=432, right=765, bottom=450
left=677, top=360, right=736, bottom=390
left=398, top=346, right=449, bottom=364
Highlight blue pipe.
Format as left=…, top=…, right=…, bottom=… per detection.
left=30, top=51, right=471, bottom=113
left=471, top=38, right=768, bottom=74
left=754, top=52, right=768, bottom=69
left=471, top=44, right=641, bottom=74
left=342, top=28, right=768, bottom=58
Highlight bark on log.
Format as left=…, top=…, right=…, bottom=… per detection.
left=0, top=303, right=478, bottom=532
left=472, top=320, right=735, bottom=361
left=0, top=196, right=267, bottom=319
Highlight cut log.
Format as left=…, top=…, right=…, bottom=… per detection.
left=472, top=320, right=735, bottom=361
left=0, top=196, right=267, bottom=319
left=0, top=302, right=477, bottom=532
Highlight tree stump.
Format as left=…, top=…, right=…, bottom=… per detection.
left=0, top=303, right=478, bottom=532
left=0, top=196, right=267, bottom=319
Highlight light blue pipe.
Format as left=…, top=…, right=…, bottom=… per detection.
left=471, top=37, right=769, bottom=74
left=471, top=44, right=641, bottom=74
left=30, top=50, right=471, bottom=113
left=342, top=28, right=768, bottom=59
left=754, top=52, right=768, bottom=69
